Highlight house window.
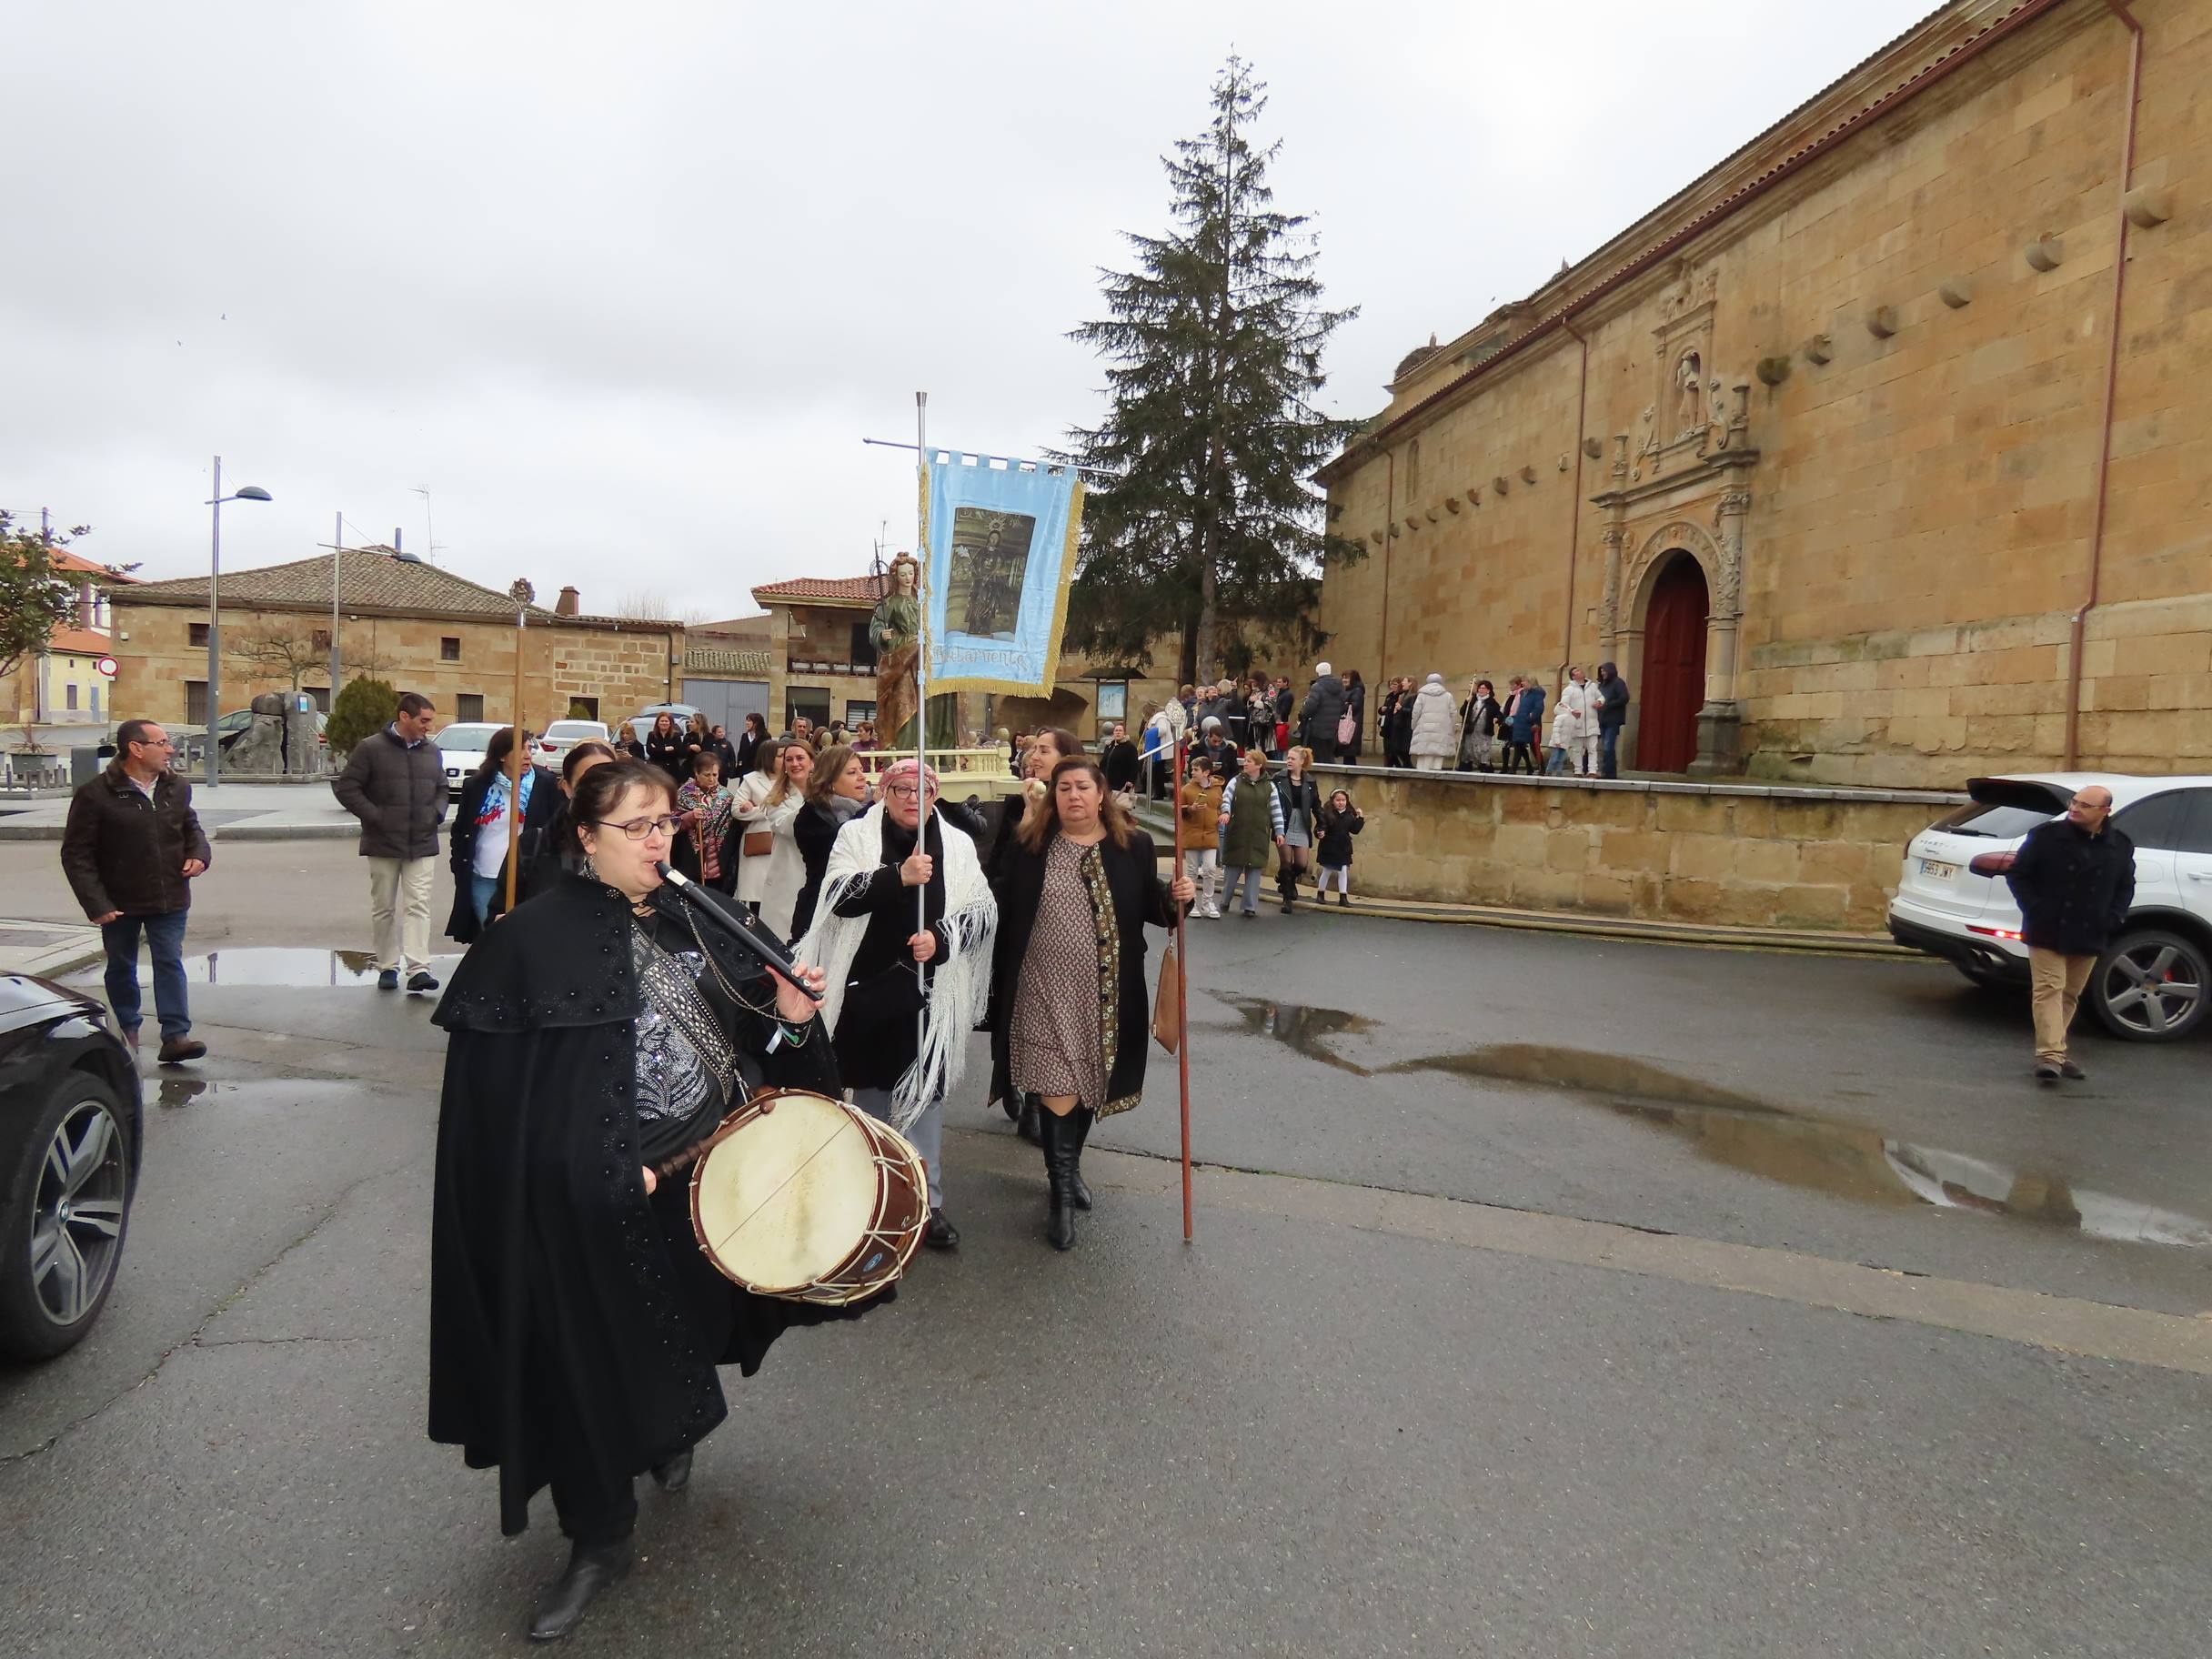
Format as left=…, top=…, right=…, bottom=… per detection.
left=65, top=682, right=78, bottom=711
left=787, top=687, right=830, bottom=730
left=567, top=696, right=599, bottom=721
left=440, top=637, right=461, bottom=661
left=90, top=684, right=100, bottom=718
left=186, top=680, right=209, bottom=724
left=844, top=700, right=877, bottom=726
left=307, top=687, right=331, bottom=713
left=313, top=628, right=331, bottom=650
left=188, top=622, right=209, bottom=648
left=455, top=693, right=485, bottom=722
left=850, top=622, right=878, bottom=670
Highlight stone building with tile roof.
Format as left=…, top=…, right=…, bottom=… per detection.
left=111, top=547, right=686, bottom=734
left=1316, top=0, right=2211, bottom=788
left=0, top=539, right=136, bottom=731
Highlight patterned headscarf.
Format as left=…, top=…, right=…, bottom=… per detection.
left=879, top=757, right=940, bottom=799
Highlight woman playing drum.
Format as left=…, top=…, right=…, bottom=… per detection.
left=989, top=755, right=1194, bottom=1250
left=429, top=758, right=880, bottom=1643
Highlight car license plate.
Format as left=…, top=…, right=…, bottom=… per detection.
left=1919, top=858, right=1959, bottom=881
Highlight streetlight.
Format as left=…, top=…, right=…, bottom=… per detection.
left=204, top=455, right=272, bottom=787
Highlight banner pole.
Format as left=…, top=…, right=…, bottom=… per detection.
left=1174, top=735, right=1192, bottom=1242
left=913, top=392, right=930, bottom=1071
left=503, top=608, right=525, bottom=915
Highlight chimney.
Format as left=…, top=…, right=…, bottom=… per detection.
left=77, top=581, right=96, bottom=631
left=555, top=586, right=580, bottom=618
left=392, top=528, right=402, bottom=552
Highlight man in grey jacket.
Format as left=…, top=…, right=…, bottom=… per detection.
left=332, top=690, right=447, bottom=991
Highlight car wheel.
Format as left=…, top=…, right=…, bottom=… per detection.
left=0, top=1073, right=134, bottom=1361
left=2089, top=929, right=2209, bottom=1043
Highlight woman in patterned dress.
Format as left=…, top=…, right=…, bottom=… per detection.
left=988, top=756, right=1194, bottom=1249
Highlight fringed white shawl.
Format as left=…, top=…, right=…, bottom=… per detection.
left=796, top=803, right=996, bottom=1130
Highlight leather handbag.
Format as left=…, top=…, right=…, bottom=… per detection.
left=1151, top=942, right=1181, bottom=1054
left=742, top=829, right=773, bottom=859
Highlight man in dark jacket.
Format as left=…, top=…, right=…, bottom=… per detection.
left=333, top=690, right=448, bottom=992
left=1298, top=661, right=1345, bottom=765
left=2004, top=785, right=2135, bottom=1081
left=60, top=719, right=211, bottom=1061
left=1100, top=723, right=1141, bottom=795
left=1594, top=662, right=1631, bottom=779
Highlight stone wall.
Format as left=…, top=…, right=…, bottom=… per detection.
left=1317, top=0, right=2212, bottom=789
left=1315, top=769, right=1958, bottom=933
left=112, top=602, right=679, bottom=732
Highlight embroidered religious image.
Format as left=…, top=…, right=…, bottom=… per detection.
left=945, top=508, right=1033, bottom=639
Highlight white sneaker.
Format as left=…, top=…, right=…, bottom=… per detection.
left=1205, top=905, right=1222, bottom=920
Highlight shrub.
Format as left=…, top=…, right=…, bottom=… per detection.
left=327, top=676, right=397, bottom=756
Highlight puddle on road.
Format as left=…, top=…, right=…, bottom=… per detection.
left=1214, top=994, right=1373, bottom=1073
left=156, top=1077, right=229, bottom=1107
left=180, top=948, right=455, bottom=986
left=1205, top=991, right=2211, bottom=1251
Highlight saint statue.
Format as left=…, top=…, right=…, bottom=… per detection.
left=870, top=552, right=922, bottom=746
left=1675, top=351, right=1704, bottom=435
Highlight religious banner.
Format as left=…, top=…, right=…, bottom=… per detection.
left=920, top=452, right=1084, bottom=694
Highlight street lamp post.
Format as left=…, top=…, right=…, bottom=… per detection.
left=204, top=455, right=272, bottom=788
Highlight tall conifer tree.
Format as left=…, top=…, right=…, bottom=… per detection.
left=1062, top=57, right=1361, bottom=684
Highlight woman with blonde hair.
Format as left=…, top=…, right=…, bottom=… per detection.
left=730, top=737, right=812, bottom=938
left=983, top=725, right=1083, bottom=1142
left=987, top=756, right=1193, bottom=1249
left=1272, top=745, right=1323, bottom=914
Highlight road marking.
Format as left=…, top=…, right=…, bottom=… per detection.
left=954, top=1129, right=2212, bottom=1377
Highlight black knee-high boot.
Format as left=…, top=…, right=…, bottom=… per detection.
left=1278, top=862, right=1297, bottom=914
left=1017, top=1092, right=1041, bottom=1145
left=1068, top=1106, right=1094, bottom=1212
left=1039, top=1108, right=1078, bottom=1251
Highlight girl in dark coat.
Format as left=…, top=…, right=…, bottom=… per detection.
left=445, top=729, right=563, bottom=944
left=429, top=759, right=875, bottom=1642
left=1315, top=789, right=1365, bottom=907
left=987, top=757, right=1194, bottom=1249
left=732, top=712, right=768, bottom=778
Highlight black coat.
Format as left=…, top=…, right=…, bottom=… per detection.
left=61, top=761, right=212, bottom=919
left=1101, top=739, right=1141, bottom=794
left=445, top=765, right=563, bottom=943
left=1316, top=803, right=1365, bottom=866
left=643, top=727, right=686, bottom=779
left=428, top=875, right=863, bottom=1538
left=2006, top=818, right=2137, bottom=955
left=732, top=727, right=765, bottom=776
left=986, top=828, right=1180, bottom=1115
left=790, top=796, right=864, bottom=940
left=1298, top=675, right=1345, bottom=742
left=333, top=726, right=448, bottom=860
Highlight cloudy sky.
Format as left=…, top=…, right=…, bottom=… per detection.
left=6, top=0, right=1937, bottom=620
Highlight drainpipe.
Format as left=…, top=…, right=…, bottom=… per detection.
left=1557, top=319, right=1593, bottom=704
left=1376, top=445, right=1396, bottom=708
left=2064, top=0, right=2145, bottom=769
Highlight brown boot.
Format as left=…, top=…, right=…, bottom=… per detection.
left=157, top=1035, right=206, bottom=1064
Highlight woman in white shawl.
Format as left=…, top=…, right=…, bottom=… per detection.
left=795, top=758, right=995, bottom=1250
left=730, top=737, right=811, bottom=938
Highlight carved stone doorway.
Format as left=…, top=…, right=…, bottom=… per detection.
left=1638, top=555, right=1709, bottom=773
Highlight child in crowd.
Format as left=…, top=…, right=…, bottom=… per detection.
left=1315, top=789, right=1365, bottom=907
left=1177, top=754, right=1225, bottom=919
left=1544, top=692, right=1577, bottom=776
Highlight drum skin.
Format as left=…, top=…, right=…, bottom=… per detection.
left=689, top=1089, right=928, bottom=1304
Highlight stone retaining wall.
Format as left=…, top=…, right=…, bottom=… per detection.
left=1306, top=767, right=1963, bottom=932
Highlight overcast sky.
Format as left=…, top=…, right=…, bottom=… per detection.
left=5, top=0, right=1938, bottom=621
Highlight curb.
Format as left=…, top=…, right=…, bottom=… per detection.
left=0, top=821, right=359, bottom=843
left=1284, top=896, right=1910, bottom=958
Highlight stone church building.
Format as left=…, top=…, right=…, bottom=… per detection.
left=1316, top=0, right=2208, bottom=787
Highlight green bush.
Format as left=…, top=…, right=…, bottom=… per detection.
left=327, top=676, right=397, bottom=756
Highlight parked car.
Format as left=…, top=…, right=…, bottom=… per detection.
left=433, top=721, right=505, bottom=799
left=532, top=719, right=612, bottom=768
left=1887, top=773, right=2212, bottom=1042
left=0, top=975, right=142, bottom=1360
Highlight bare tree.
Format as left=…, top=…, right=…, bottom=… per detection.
left=229, top=626, right=394, bottom=693
left=615, top=588, right=709, bottom=627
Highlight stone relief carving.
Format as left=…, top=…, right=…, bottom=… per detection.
left=1626, top=517, right=1731, bottom=624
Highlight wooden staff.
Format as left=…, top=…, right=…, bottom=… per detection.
left=502, top=605, right=526, bottom=913
left=1174, top=732, right=1192, bottom=1242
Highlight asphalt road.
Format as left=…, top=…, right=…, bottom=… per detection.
left=1, top=841, right=2207, bottom=1656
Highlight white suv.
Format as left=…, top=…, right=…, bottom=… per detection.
left=1887, top=773, right=2212, bottom=1042
left=532, top=719, right=611, bottom=768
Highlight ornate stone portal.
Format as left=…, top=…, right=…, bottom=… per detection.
left=1593, top=292, right=1761, bottom=776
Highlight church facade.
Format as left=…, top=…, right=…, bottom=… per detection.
left=1316, top=0, right=2209, bottom=787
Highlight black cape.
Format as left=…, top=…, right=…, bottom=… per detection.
left=427, top=873, right=859, bottom=1536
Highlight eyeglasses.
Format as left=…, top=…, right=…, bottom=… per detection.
left=594, top=814, right=683, bottom=840
left=884, top=783, right=923, bottom=800
left=134, top=736, right=176, bottom=749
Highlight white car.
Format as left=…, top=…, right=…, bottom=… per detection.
left=533, top=719, right=611, bottom=768
left=1887, top=772, right=2212, bottom=1042
left=433, top=721, right=504, bottom=799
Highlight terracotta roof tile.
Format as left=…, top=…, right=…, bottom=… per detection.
left=749, top=574, right=889, bottom=605
left=45, top=627, right=114, bottom=656
left=121, top=550, right=679, bottom=629
left=47, top=547, right=137, bottom=582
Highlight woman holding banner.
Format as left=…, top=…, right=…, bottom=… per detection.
left=981, top=725, right=1081, bottom=1143
left=988, top=756, right=1193, bottom=1250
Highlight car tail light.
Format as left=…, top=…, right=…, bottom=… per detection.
left=1968, top=851, right=2016, bottom=876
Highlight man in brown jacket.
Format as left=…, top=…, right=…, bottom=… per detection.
left=332, top=689, right=447, bottom=992
left=60, top=719, right=211, bottom=1061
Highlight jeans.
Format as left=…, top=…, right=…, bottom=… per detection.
left=1182, top=848, right=1221, bottom=911
left=853, top=1087, right=944, bottom=1210
left=101, top=910, right=191, bottom=1040
left=1224, top=866, right=1266, bottom=913
left=1599, top=725, right=1621, bottom=779
left=468, top=873, right=498, bottom=927
left=1544, top=746, right=1570, bottom=775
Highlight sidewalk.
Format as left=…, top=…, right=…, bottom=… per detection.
left=0, top=918, right=105, bottom=978
left=0, top=780, right=358, bottom=842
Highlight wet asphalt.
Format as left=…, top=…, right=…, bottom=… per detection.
left=0, top=842, right=2207, bottom=1655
